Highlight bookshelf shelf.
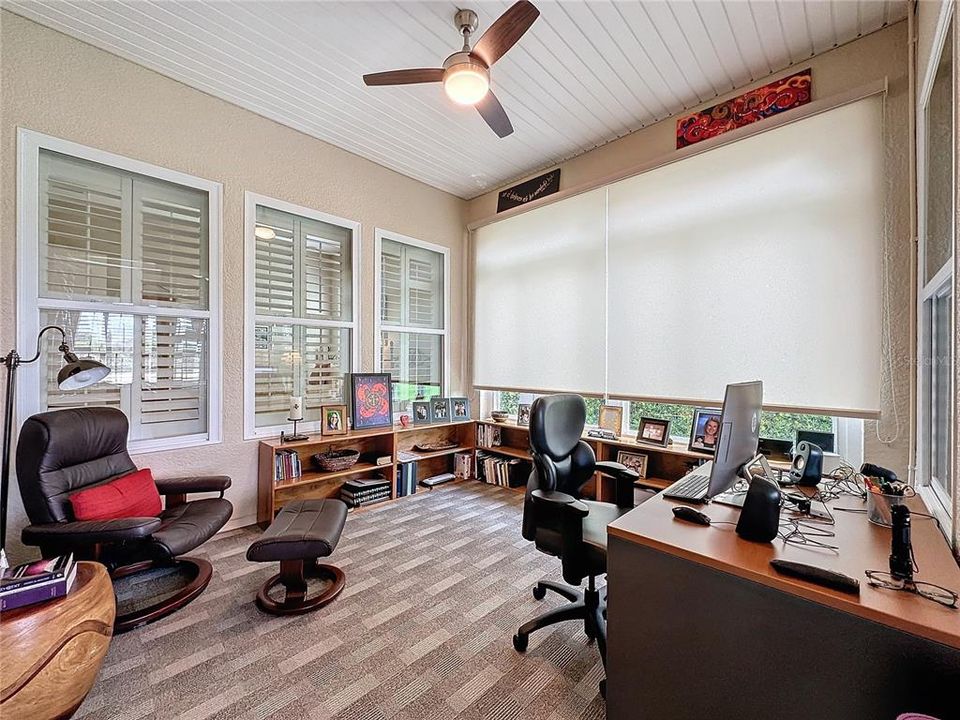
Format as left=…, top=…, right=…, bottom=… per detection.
left=405, top=445, right=472, bottom=461
left=476, top=443, right=531, bottom=461
left=274, top=463, right=383, bottom=490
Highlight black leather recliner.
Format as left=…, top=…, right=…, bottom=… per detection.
left=17, top=407, right=232, bottom=632
left=512, top=395, right=638, bottom=688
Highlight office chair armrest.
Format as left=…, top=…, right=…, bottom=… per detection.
left=530, top=489, right=589, bottom=517
left=22, top=517, right=162, bottom=546
left=154, top=475, right=231, bottom=497
left=595, top=461, right=639, bottom=508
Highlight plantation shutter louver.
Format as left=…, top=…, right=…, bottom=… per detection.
left=139, top=316, right=208, bottom=438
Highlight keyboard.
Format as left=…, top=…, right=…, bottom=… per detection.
left=663, top=464, right=713, bottom=502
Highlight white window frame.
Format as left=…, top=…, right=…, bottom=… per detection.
left=243, top=192, right=361, bottom=439
left=17, top=129, right=223, bottom=453
left=374, top=228, right=451, bottom=415
left=915, top=2, right=956, bottom=534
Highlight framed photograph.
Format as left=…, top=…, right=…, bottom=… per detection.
left=517, top=403, right=532, bottom=427
left=412, top=400, right=431, bottom=425
left=689, top=407, right=723, bottom=454
left=637, top=417, right=671, bottom=447
left=598, top=405, right=623, bottom=435
left=429, top=397, right=451, bottom=423
left=320, top=404, right=347, bottom=436
left=349, top=373, right=393, bottom=430
left=450, top=397, right=471, bottom=422
left=616, top=450, right=648, bottom=479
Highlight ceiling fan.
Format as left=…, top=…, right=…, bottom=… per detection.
left=362, top=1, right=540, bottom=138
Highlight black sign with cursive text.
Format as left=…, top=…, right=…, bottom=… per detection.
left=496, top=169, right=561, bottom=213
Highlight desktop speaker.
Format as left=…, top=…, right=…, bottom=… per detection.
left=736, top=477, right=782, bottom=542
left=790, top=441, right=823, bottom=487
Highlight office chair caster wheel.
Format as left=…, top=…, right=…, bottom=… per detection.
left=532, top=584, right=547, bottom=600
left=584, top=623, right=597, bottom=641
left=512, top=633, right=528, bottom=652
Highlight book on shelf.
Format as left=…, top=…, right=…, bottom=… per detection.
left=397, top=461, right=418, bottom=497
left=274, top=449, right=302, bottom=483
left=454, top=451, right=473, bottom=479
left=477, top=423, right=502, bottom=449
left=476, top=451, right=527, bottom=488
left=0, top=553, right=77, bottom=611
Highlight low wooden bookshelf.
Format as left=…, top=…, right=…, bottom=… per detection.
left=258, top=421, right=476, bottom=525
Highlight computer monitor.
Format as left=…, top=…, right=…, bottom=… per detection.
left=706, top=380, right=763, bottom=499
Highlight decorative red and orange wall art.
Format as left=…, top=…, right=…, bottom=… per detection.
left=676, top=69, right=812, bottom=149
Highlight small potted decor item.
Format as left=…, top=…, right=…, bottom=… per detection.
left=490, top=410, right=510, bottom=423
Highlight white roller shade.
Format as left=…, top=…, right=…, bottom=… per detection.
left=607, top=98, right=884, bottom=415
left=473, top=188, right=607, bottom=395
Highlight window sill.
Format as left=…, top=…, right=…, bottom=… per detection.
left=129, top=433, right=222, bottom=456
left=244, top=421, right=323, bottom=442
left=917, top=484, right=954, bottom=544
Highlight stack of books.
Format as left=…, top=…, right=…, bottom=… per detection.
left=274, top=449, right=302, bottom=483
left=477, top=423, right=502, bottom=448
left=0, top=553, right=78, bottom=611
left=340, top=478, right=390, bottom=507
left=454, top=451, right=473, bottom=479
left=477, top=451, right=526, bottom=488
left=397, top=460, right=418, bottom=497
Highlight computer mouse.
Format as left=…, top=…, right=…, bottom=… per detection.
left=672, top=506, right=712, bottom=526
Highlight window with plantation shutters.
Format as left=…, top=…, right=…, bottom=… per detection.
left=377, top=234, right=447, bottom=415
left=246, top=196, right=357, bottom=436
left=20, top=136, right=221, bottom=452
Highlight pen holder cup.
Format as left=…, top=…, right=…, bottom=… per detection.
left=866, top=490, right=907, bottom=527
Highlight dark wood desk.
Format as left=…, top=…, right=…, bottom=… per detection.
left=606, top=492, right=960, bottom=720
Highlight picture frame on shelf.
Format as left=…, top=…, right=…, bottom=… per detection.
left=689, top=407, right=722, bottom=454
left=429, top=397, right=451, bottom=423
left=598, top=405, right=623, bottom=436
left=616, top=450, right=648, bottom=479
left=412, top=400, right=431, bottom=425
left=320, top=404, right=347, bottom=436
left=637, top=417, right=671, bottom=447
left=517, top=403, right=532, bottom=427
left=450, top=397, right=471, bottom=422
left=348, top=373, right=394, bottom=430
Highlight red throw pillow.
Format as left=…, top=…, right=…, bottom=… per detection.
left=69, top=468, right=162, bottom=521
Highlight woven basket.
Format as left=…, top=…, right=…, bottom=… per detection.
left=313, top=449, right=360, bottom=472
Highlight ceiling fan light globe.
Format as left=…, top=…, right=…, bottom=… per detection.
left=443, top=63, right=489, bottom=105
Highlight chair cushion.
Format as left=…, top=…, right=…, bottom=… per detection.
left=68, top=468, right=162, bottom=521
left=247, top=499, right=347, bottom=563
left=534, top=500, right=629, bottom=577
left=150, top=498, right=234, bottom=558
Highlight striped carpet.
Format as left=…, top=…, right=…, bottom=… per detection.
left=75, top=481, right=606, bottom=720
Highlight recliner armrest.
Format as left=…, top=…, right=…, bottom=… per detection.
left=22, top=517, right=162, bottom=546
left=154, top=475, right=231, bottom=496
left=595, top=461, right=639, bottom=508
left=531, top=489, right=588, bottom=517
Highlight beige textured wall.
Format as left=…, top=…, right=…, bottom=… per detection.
left=916, top=0, right=960, bottom=556
left=0, top=11, right=467, bottom=560
left=466, top=23, right=915, bottom=483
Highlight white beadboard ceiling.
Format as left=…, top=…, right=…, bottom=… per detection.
left=7, top=1, right=906, bottom=199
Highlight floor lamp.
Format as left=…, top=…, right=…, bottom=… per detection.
left=1, top=325, right=111, bottom=570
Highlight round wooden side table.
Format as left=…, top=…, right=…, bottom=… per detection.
left=1, top=561, right=115, bottom=720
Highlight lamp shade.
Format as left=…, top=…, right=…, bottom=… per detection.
left=57, top=357, right=111, bottom=390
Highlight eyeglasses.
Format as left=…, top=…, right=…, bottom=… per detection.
left=864, top=570, right=959, bottom=609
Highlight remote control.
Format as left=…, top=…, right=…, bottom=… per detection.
left=769, top=559, right=860, bottom=595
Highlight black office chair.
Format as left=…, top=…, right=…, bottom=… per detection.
left=512, top=394, right=638, bottom=672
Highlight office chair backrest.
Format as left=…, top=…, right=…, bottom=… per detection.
left=523, top=394, right=598, bottom=541
left=17, top=407, right=136, bottom=524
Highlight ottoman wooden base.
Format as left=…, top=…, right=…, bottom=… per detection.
left=256, top=558, right=345, bottom=616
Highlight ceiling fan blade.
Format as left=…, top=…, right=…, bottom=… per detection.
left=363, top=68, right=444, bottom=86
left=471, top=1, right=540, bottom=68
left=476, top=91, right=514, bottom=138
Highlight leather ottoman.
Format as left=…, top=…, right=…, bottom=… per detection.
left=246, top=499, right=347, bottom=615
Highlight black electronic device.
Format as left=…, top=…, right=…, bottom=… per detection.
left=735, top=477, right=781, bottom=542
left=758, top=436, right=793, bottom=459
left=770, top=559, right=860, bottom=594
left=861, top=462, right=899, bottom=484
left=795, top=429, right=835, bottom=454
left=790, top=441, right=823, bottom=486
left=889, top=504, right=913, bottom=581
left=672, top=506, right=712, bottom=526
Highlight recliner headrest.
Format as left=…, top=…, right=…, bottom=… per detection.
left=529, top=394, right=586, bottom=461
